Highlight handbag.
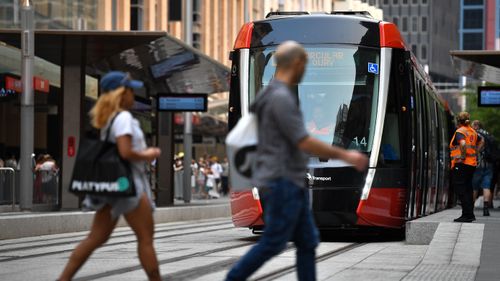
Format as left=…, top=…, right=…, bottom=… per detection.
left=69, top=113, right=136, bottom=197
left=225, top=113, right=258, bottom=191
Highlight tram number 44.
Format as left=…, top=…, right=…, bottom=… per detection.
left=352, top=137, right=367, bottom=147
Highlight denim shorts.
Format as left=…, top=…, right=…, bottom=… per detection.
left=473, top=166, right=493, bottom=190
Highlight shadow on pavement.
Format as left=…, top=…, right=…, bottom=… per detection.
left=320, top=228, right=405, bottom=243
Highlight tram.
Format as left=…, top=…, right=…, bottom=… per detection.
left=228, top=11, right=454, bottom=231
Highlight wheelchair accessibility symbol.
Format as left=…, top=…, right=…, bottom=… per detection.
left=368, top=63, right=379, bottom=74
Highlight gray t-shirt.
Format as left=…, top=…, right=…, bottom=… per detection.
left=252, top=79, right=309, bottom=188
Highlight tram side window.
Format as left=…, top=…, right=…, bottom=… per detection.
left=379, top=55, right=403, bottom=166
left=381, top=113, right=401, bottom=163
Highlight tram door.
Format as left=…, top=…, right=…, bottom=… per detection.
left=404, top=58, right=417, bottom=219
left=409, top=73, right=420, bottom=219
left=413, top=79, right=426, bottom=217
left=424, top=94, right=439, bottom=214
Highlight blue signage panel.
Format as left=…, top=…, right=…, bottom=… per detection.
left=157, top=94, right=208, bottom=112
left=478, top=87, right=500, bottom=107
left=368, top=62, right=379, bottom=74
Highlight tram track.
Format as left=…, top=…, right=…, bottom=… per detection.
left=162, top=245, right=297, bottom=281
left=0, top=223, right=235, bottom=263
left=1, top=221, right=366, bottom=281
left=73, top=241, right=259, bottom=281
left=82, top=243, right=362, bottom=281
left=0, top=218, right=230, bottom=248
left=251, top=243, right=364, bottom=281
left=160, top=243, right=363, bottom=281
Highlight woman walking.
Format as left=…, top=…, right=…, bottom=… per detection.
left=59, top=71, right=161, bottom=281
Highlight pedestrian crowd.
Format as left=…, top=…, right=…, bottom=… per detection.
left=173, top=153, right=229, bottom=199
left=0, top=153, right=59, bottom=204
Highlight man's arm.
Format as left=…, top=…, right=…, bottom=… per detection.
left=459, top=139, right=467, bottom=159
left=298, top=136, right=368, bottom=171
left=477, top=135, right=484, bottom=152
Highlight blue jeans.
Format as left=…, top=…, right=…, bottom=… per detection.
left=226, top=178, right=320, bottom=281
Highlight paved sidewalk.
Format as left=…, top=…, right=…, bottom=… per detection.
left=295, top=206, right=495, bottom=281
left=403, top=222, right=483, bottom=281
left=474, top=205, right=500, bottom=281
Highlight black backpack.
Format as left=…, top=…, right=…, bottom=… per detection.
left=479, top=130, right=500, bottom=163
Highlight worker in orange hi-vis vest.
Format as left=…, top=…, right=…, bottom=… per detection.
left=450, top=112, right=482, bottom=223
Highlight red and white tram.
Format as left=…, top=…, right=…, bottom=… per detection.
left=228, top=12, right=454, bottom=231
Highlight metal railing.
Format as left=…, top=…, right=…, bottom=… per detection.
left=0, top=169, right=59, bottom=211
left=0, top=167, right=16, bottom=211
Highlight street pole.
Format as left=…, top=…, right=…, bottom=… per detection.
left=183, top=0, right=193, bottom=203
left=244, top=0, right=249, bottom=23
left=20, top=0, right=34, bottom=210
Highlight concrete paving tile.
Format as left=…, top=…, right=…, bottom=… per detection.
left=402, top=263, right=477, bottom=281
left=324, top=252, right=376, bottom=264
left=204, top=244, right=254, bottom=257
left=324, top=268, right=408, bottom=281
left=190, top=270, right=228, bottom=281
left=270, top=262, right=355, bottom=281
left=250, top=256, right=297, bottom=279
left=316, top=262, right=355, bottom=281
left=362, top=255, right=422, bottom=265
left=352, top=262, right=416, bottom=272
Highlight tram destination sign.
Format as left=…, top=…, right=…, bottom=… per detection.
left=157, top=93, right=208, bottom=112
left=478, top=86, right=500, bottom=107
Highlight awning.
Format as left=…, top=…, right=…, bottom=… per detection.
left=0, top=30, right=230, bottom=95
left=450, top=50, right=500, bottom=83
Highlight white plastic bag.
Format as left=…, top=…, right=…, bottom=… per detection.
left=474, top=195, right=484, bottom=208
left=225, top=113, right=258, bottom=191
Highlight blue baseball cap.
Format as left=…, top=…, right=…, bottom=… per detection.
left=100, top=71, right=143, bottom=92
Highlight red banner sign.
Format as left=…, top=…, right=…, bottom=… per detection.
left=5, top=76, right=22, bottom=93
left=34, top=76, right=50, bottom=93
left=4, top=76, right=50, bottom=93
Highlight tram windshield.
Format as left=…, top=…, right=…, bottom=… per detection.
left=248, top=45, right=380, bottom=164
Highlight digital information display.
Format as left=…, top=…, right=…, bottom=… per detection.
left=157, top=94, right=208, bottom=112
left=478, top=87, right=500, bottom=107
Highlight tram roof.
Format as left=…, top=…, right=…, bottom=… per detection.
left=450, top=50, right=500, bottom=83
left=233, top=13, right=406, bottom=51
left=248, top=14, right=381, bottom=48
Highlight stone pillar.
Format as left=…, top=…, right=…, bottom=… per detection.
left=117, top=0, right=131, bottom=31
left=157, top=0, right=168, bottom=31
left=60, top=36, right=84, bottom=210
left=156, top=111, right=174, bottom=206
left=144, top=0, right=156, bottom=31
left=97, top=0, right=113, bottom=30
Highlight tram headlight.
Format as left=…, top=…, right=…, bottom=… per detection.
left=361, top=169, right=376, bottom=200
left=252, top=187, right=260, bottom=200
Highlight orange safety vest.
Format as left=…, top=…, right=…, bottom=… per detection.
left=449, top=125, right=478, bottom=168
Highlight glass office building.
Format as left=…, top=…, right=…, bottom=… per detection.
left=0, top=0, right=99, bottom=30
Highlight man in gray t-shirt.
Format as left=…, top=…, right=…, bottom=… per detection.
left=251, top=78, right=309, bottom=188
left=226, top=42, right=368, bottom=281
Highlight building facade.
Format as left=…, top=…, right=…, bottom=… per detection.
left=264, top=0, right=382, bottom=20
left=334, top=0, right=383, bottom=19
left=459, top=0, right=500, bottom=51
left=378, top=0, right=460, bottom=83
left=265, top=0, right=334, bottom=12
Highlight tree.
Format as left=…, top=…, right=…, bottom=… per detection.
left=464, top=85, right=500, bottom=139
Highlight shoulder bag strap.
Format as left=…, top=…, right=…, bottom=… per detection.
left=104, top=112, right=122, bottom=142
